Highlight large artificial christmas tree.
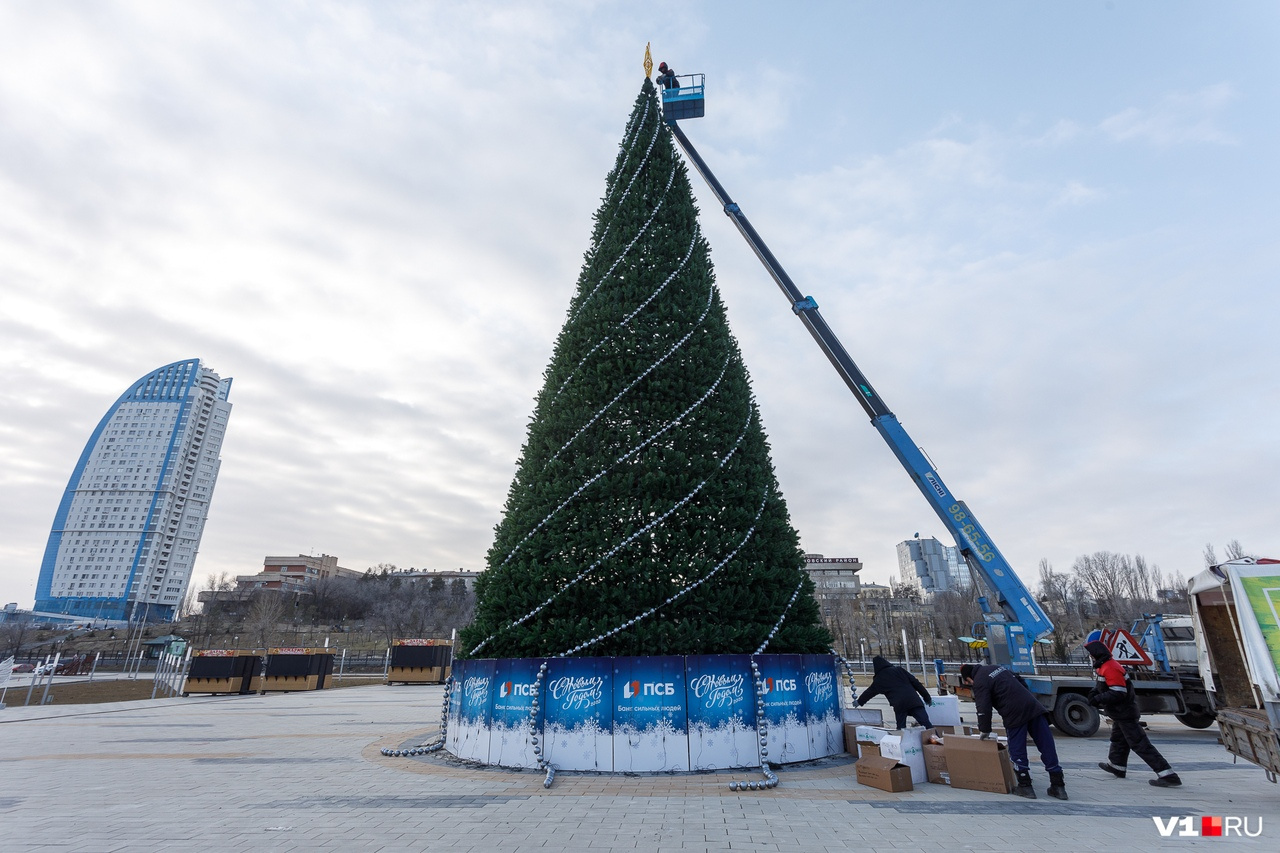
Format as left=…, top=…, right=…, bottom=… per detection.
left=459, top=77, right=831, bottom=660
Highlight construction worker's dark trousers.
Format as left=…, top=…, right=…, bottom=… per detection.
left=1006, top=714, right=1062, bottom=774
left=893, top=703, right=933, bottom=729
left=1108, top=715, right=1172, bottom=773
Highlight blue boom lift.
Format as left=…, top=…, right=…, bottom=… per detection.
left=659, top=79, right=1050, bottom=673
left=658, top=77, right=1205, bottom=736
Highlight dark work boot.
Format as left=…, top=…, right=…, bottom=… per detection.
left=1047, top=771, right=1068, bottom=800
left=1149, top=772, right=1182, bottom=787
left=1098, top=761, right=1126, bottom=778
left=1015, top=770, right=1037, bottom=799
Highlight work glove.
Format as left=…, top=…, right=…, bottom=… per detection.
left=926, top=697, right=934, bottom=706
left=979, top=731, right=990, bottom=741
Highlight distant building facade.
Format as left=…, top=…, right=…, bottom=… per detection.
left=391, top=567, right=482, bottom=591
left=35, top=359, right=233, bottom=622
left=236, top=554, right=364, bottom=593
left=803, top=554, right=862, bottom=619
left=897, top=536, right=970, bottom=596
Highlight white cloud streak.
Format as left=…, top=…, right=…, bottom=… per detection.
left=0, top=2, right=1276, bottom=610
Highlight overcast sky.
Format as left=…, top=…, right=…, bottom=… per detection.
left=2, top=1, right=1276, bottom=611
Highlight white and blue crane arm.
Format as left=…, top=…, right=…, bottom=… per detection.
left=666, top=119, right=1053, bottom=662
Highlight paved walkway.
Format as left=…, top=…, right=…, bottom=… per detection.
left=1, top=685, right=1275, bottom=851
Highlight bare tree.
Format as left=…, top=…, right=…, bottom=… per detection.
left=1204, top=539, right=1250, bottom=567
left=0, top=618, right=34, bottom=658
left=246, top=591, right=286, bottom=649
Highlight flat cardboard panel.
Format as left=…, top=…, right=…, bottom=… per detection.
left=923, top=743, right=948, bottom=784
left=855, top=755, right=913, bottom=792
left=943, top=736, right=1016, bottom=794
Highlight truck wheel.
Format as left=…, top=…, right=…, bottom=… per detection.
left=1175, top=711, right=1216, bottom=729
left=1053, top=693, right=1100, bottom=737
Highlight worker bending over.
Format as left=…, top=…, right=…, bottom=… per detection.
left=959, top=663, right=1067, bottom=800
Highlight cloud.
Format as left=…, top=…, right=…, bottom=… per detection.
left=1099, top=83, right=1239, bottom=146
left=0, top=3, right=1276, bottom=612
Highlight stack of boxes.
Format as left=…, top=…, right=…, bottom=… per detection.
left=847, top=693, right=1015, bottom=794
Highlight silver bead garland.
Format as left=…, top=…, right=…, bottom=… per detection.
left=727, top=581, right=804, bottom=792
left=380, top=676, right=453, bottom=758
left=471, top=401, right=752, bottom=657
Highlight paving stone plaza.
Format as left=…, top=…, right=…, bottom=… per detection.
left=1, top=684, right=1275, bottom=852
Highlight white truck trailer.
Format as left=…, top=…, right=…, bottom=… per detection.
left=1188, top=557, right=1280, bottom=781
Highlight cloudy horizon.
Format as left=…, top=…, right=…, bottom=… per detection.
left=2, top=2, right=1276, bottom=613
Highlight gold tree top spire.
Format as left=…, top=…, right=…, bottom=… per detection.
left=644, top=42, right=653, bottom=78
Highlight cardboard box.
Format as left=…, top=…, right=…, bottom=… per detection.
left=855, top=725, right=890, bottom=746
left=943, top=736, right=1016, bottom=794
left=926, top=694, right=962, bottom=727
left=932, top=725, right=957, bottom=734
left=857, top=740, right=881, bottom=759
left=855, top=755, right=914, bottom=792
left=923, top=742, right=948, bottom=784
left=878, top=727, right=938, bottom=784
left=843, top=723, right=859, bottom=756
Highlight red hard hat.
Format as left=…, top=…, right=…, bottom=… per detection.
left=658, top=62, right=667, bottom=70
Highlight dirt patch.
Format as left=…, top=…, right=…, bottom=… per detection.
left=4, top=676, right=385, bottom=707
left=6, top=678, right=158, bottom=706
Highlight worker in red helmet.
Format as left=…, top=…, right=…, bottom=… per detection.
left=1086, top=640, right=1182, bottom=787
left=656, top=61, right=679, bottom=90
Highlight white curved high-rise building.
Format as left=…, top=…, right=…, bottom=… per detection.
left=35, top=359, right=233, bottom=622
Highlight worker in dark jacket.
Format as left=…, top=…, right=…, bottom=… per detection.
left=856, top=655, right=934, bottom=729
left=1086, top=640, right=1182, bottom=787
left=959, top=663, right=1067, bottom=800
left=656, top=61, right=679, bottom=90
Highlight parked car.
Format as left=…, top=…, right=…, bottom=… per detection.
left=12, top=662, right=35, bottom=673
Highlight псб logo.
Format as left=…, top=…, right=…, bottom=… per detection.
left=623, top=680, right=675, bottom=698
left=500, top=681, right=536, bottom=698
left=761, top=677, right=797, bottom=695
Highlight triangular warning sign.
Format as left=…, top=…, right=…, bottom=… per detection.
left=1107, top=628, right=1154, bottom=666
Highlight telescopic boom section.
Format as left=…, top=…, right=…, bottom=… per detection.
left=667, top=120, right=1052, bottom=670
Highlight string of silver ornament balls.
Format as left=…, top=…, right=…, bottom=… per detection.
left=551, top=280, right=708, bottom=467
left=591, top=97, right=653, bottom=248
left=470, top=397, right=749, bottom=657
left=500, top=352, right=729, bottom=574
left=727, top=579, right=806, bottom=793
left=550, top=227, right=698, bottom=406
left=380, top=676, right=453, bottom=758
left=529, top=485, right=771, bottom=788
left=570, top=127, right=670, bottom=322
